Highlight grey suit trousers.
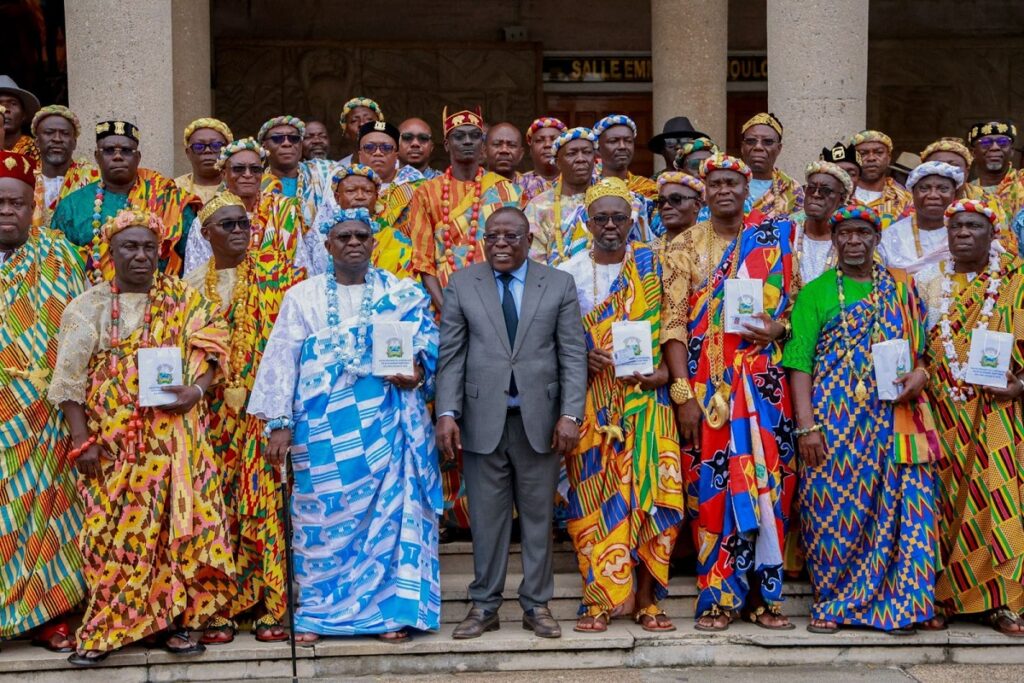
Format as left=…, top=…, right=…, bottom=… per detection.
left=462, top=411, right=561, bottom=613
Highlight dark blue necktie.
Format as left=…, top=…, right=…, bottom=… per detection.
left=499, top=272, right=519, bottom=397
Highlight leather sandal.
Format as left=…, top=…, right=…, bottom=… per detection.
left=694, top=604, right=733, bottom=632
left=253, top=614, right=289, bottom=642
left=748, top=603, right=795, bottom=630
left=68, top=650, right=110, bottom=667
left=633, top=604, right=676, bottom=632
left=162, top=629, right=207, bottom=655
left=200, top=616, right=236, bottom=644
left=573, top=610, right=609, bottom=633
left=986, top=608, right=1024, bottom=637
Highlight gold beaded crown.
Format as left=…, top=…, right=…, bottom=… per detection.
left=585, top=177, right=631, bottom=209
left=199, top=191, right=246, bottom=224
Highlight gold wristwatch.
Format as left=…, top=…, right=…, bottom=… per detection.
left=670, top=378, right=694, bottom=405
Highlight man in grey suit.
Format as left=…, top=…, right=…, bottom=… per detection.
left=436, top=206, right=587, bottom=639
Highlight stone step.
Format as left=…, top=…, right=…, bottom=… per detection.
left=438, top=572, right=815, bottom=622
left=439, top=540, right=580, bottom=573
left=4, top=620, right=1024, bottom=681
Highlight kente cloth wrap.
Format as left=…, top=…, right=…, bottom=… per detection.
left=781, top=265, right=938, bottom=630
left=247, top=269, right=442, bottom=634
left=700, top=153, right=752, bottom=182
left=407, top=171, right=522, bottom=286
left=656, top=171, right=705, bottom=198
left=830, top=204, right=882, bottom=232
left=526, top=116, right=567, bottom=143
left=31, top=105, right=80, bottom=137
left=182, top=117, right=233, bottom=147
left=567, top=245, right=684, bottom=615
left=48, top=275, right=235, bottom=652
left=924, top=253, right=1024, bottom=615
left=259, top=162, right=326, bottom=230
left=853, top=177, right=912, bottom=231
left=257, top=116, right=306, bottom=143
left=741, top=112, right=783, bottom=138
left=805, top=161, right=853, bottom=198
left=907, top=161, right=964, bottom=191
left=10, top=135, right=39, bottom=166
left=623, top=171, right=658, bottom=201
left=552, top=127, right=597, bottom=156
left=752, top=168, right=804, bottom=220
left=967, top=120, right=1017, bottom=146
left=217, top=137, right=268, bottom=170
left=0, top=233, right=87, bottom=638
left=517, top=170, right=558, bottom=204
left=851, top=130, right=894, bottom=152
left=31, top=159, right=100, bottom=231
left=968, top=168, right=1024, bottom=230
left=679, top=211, right=798, bottom=616
left=188, top=243, right=303, bottom=622
left=593, top=114, right=638, bottom=138
left=340, top=97, right=384, bottom=125
left=921, top=140, right=973, bottom=167
left=50, top=174, right=200, bottom=278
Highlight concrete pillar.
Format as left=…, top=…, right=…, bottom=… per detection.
left=766, top=0, right=868, bottom=178
left=172, top=0, right=213, bottom=176
left=652, top=0, right=728, bottom=169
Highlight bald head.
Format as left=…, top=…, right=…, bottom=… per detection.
left=485, top=122, right=524, bottom=180
left=399, top=117, right=434, bottom=171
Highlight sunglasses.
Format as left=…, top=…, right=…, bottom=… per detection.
left=228, top=163, right=264, bottom=176
left=400, top=132, right=432, bottom=143
left=189, top=141, right=226, bottom=154
left=333, top=231, right=373, bottom=243
left=590, top=213, right=630, bottom=227
left=360, top=142, right=396, bottom=154
left=206, top=217, right=251, bottom=233
left=267, top=134, right=302, bottom=145
left=805, top=184, right=837, bottom=198
left=656, top=193, right=698, bottom=208
left=977, top=136, right=1012, bottom=150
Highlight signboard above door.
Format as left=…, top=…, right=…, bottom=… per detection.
left=543, top=53, right=767, bottom=84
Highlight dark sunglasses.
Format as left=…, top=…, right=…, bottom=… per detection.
left=361, top=142, right=396, bottom=154
left=656, top=193, right=698, bottom=208
left=206, top=217, right=252, bottom=233
left=268, top=134, right=302, bottom=145
left=333, top=231, right=373, bottom=243
left=590, top=213, right=630, bottom=227
left=228, top=163, right=264, bottom=176
left=977, top=136, right=1012, bottom=150
left=400, top=132, right=432, bottom=143
left=805, top=184, right=837, bottom=198
left=189, top=141, right=226, bottom=154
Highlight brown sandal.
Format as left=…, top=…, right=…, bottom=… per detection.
left=986, top=608, right=1024, bottom=637
left=748, top=603, right=795, bottom=630
left=633, top=604, right=676, bottom=632
left=573, top=610, right=610, bottom=633
left=694, top=604, right=733, bottom=632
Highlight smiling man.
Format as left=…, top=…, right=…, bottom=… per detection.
left=29, top=105, right=99, bottom=229
left=851, top=129, right=911, bottom=229
left=175, top=118, right=233, bottom=205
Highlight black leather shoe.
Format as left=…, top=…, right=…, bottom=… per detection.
left=452, top=607, right=500, bottom=639
left=523, top=606, right=561, bottom=638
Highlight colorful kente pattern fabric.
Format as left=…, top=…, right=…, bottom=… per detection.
left=50, top=275, right=235, bottom=652
left=854, top=178, right=912, bottom=231
left=0, top=232, right=87, bottom=638
left=924, top=253, right=1024, bottom=616
left=783, top=265, right=937, bottom=630
left=682, top=213, right=798, bottom=617
left=750, top=168, right=804, bottom=220
left=969, top=168, right=1024, bottom=226
left=250, top=269, right=442, bottom=634
left=567, top=245, right=684, bottom=615
left=11, top=134, right=39, bottom=165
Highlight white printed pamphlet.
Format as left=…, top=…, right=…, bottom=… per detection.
left=611, top=320, right=654, bottom=378
left=872, top=338, right=911, bottom=401
left=372, top=320, right=416, bottom=377
left=137, top=346, right=183, bottom=407
left=965, top=329, right=1013, bottom=388
left=724, top=278, right=764, bottom=334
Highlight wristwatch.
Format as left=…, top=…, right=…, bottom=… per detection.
left=561, top=414, right=583, bottom=427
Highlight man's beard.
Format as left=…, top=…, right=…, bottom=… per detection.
left=986, top=160, right=1004, bottom=172
left=594, top=235, right=624, bottom=251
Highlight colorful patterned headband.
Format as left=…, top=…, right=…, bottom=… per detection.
left=552, top=127, right=597, bottom=155
left=700, top=153, right=752, bottom=181
left=675, top=136, right=718, bottom=162
left=340, top=97, right=384, bottom=127
left=31, top=105, right=81, bottom=137
left=906, top=160, right=964, bottom=191
left=216, top=136, right=268, bottom=170
left=850, top=130, right=893, bottom=152
left=332, top=163, right=382, bottom=189
left=945, top=199, right=999, bottom=231
left=96, top=120, right=140, bottom=143
left=741, top=112, right=783, bottom=138
left=657, top=171, right=705, bottom=199
left=828, top=204, right=881, bottom=232
left=199, top=191, right=246, bottom=224
left=967, top=120, right=1016, bottom=146
left=526, top=117, right=567, bottom=143
left=920, top=139, right=973, bottom=167
left=593, top=114, right=637, bottom=138
left=183, top=117, right=234, bottom=148
left=442, top=106, right=484, bottom=137
left=585, top=177, right=632, bottom=209
left=103, top=208, right=165, bottom=242
left=257, top=115, right=306, bottom=143
left=805, top=160, right=854, bottom=198
left=320, top=206, right=374, bottom=235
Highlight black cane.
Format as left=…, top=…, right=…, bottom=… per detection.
left=279, top=458, right=298, bottom=683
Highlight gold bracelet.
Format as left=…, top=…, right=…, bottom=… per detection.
left=669, top=378, right=694, bottom=405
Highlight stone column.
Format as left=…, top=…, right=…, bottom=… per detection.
left=766, top=0, right=868, bottom=178
left=651, top=0, right=728, bottom=169
left=172, top=0, right=213, bottom=176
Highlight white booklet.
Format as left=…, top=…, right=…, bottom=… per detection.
left=137, top=346, right=183, bottom=407
left=966, top=329, right=1013, bottom=388
left=872, top=338, right=911, bottom=401
left=611, top=320, right=654, bottom=378
left=372, top=320, right=416, bottom=377
left=724, top=278, right=765, bottom=334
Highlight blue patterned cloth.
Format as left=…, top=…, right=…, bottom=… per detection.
left=283, top=270, right=442, bottom=635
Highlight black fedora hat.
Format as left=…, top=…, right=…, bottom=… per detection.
left=648, top=116, right=708, bottom=153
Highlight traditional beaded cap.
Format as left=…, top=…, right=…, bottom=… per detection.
left=656, top=171, right=705, bottom=199
left=593, top=114, right=637, bottom=138
left=96, top=120, right=140, bottom=143
left=851, top=129, right=893, bottom=152
left=552, top=126, right=597, bottom=155
left=442, top=106, right=484, bottom=137
left=741, top=112, right=783, bottom=138
left=102, top=208, right=165, bottom=242
left=321, top=206, right=373, bottom=235
left=829, top=204, right=881, bottom=232
left=805, top=160, right=854, bottom=198
left=340, top=97, right=384, bottom=127
left=699, top=153, right=752, bottom=182
left=585, top=176, right=631, bottom=209
left=332, top=163, right=382, bottom=189
left=31, top=105, right=81, bottom=137
left=967, top=120, right=1017, bottom=145
left=906, top=161, right=964, bottom=191
left=525, top=117, right=567, bottom=143
left=257, top=116, right=306, bottom=143
left=198, top=191, right=246, bottom=224
left=182, top=117, right=233, bottom=147
left=920, top=139, right=973, bottom=167
left=944, top=198, right=999, bottom=230
left=216, top=137, right=268, bottom=170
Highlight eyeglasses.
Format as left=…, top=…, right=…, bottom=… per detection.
left=98, top=145, right=138, bottom=157
left=977, top=136, right=1012, bottom=150
left=360, top=142, right=396, bottom=154
left=656, top=193, right=699, bottom=208
left=683, top=157, right=703, bottom=171
left=590, top=213, right=630, bottom=227
left=228, top=163, right=264, bottom=176
left=482, top=232, right=525, bottom=244
left=333, top=231, right=373, bottom=243
left=742, top=136, right=778, bottom=149
left=400, top=132, right=432, bottom=143
left=189, top=141, right=226, bottom=154
left=805, top=184, right=837, bottom=198
left=267, top=134, right=302, bottom=145
left=206, top=217, right=251, bottom=233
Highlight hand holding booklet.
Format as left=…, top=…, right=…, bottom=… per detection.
left=611, top=320, right=654, bottom=378
left=724, top=278, right=765, bottom=334
left=965, top=329, right=1013, bottom=388
left=372, top=320, right=416, bottom=377
left=137, top=347, right=184, bottom=407
left=872, top=338, right=911, bottom=401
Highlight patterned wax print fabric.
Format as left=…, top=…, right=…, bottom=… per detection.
left=782, top=265, right=937, bottom=630
left=924, top=252, right=1024, bottom=616
left=31, top=159, right=100, bottom=231
left=517, top=170, right=557, bottom=203
left=260, top=161, right=328, bottom=229
left=174, top=173, right=221, bottom=206
left=247, top=269, right=442, bottom=634
left=969, top=168, right=1024, bottom=226
left=750, top=168, right=804, bottom=220
left=670, top=211, right=798, bottom=617
left=11, top=134, right=39, bottom=165
left=853, top=178, right=912, bottom=231
left=47, top=274, right=235, bottom=652
left=624, top=171, right=658, bottom=201
left=0, top=232, right=87, bottom=638
left=562, top=244, right=684, bottom=616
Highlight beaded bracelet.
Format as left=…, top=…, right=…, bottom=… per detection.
left=68, top=435, right=97, bottom=462
left=793, top=424, right=822, bottom=439
left=263, top=416, right=294, bottom=438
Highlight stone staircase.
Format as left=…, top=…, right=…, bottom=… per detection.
left=3, top=540, right=1023, bottom=681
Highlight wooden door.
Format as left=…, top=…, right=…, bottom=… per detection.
left=545, top=94, right=654, bottom=176
left=726, top=92, right=769, bottom=156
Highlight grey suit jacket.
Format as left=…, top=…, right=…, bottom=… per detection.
left=436, top=260, right=588, bottom=455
